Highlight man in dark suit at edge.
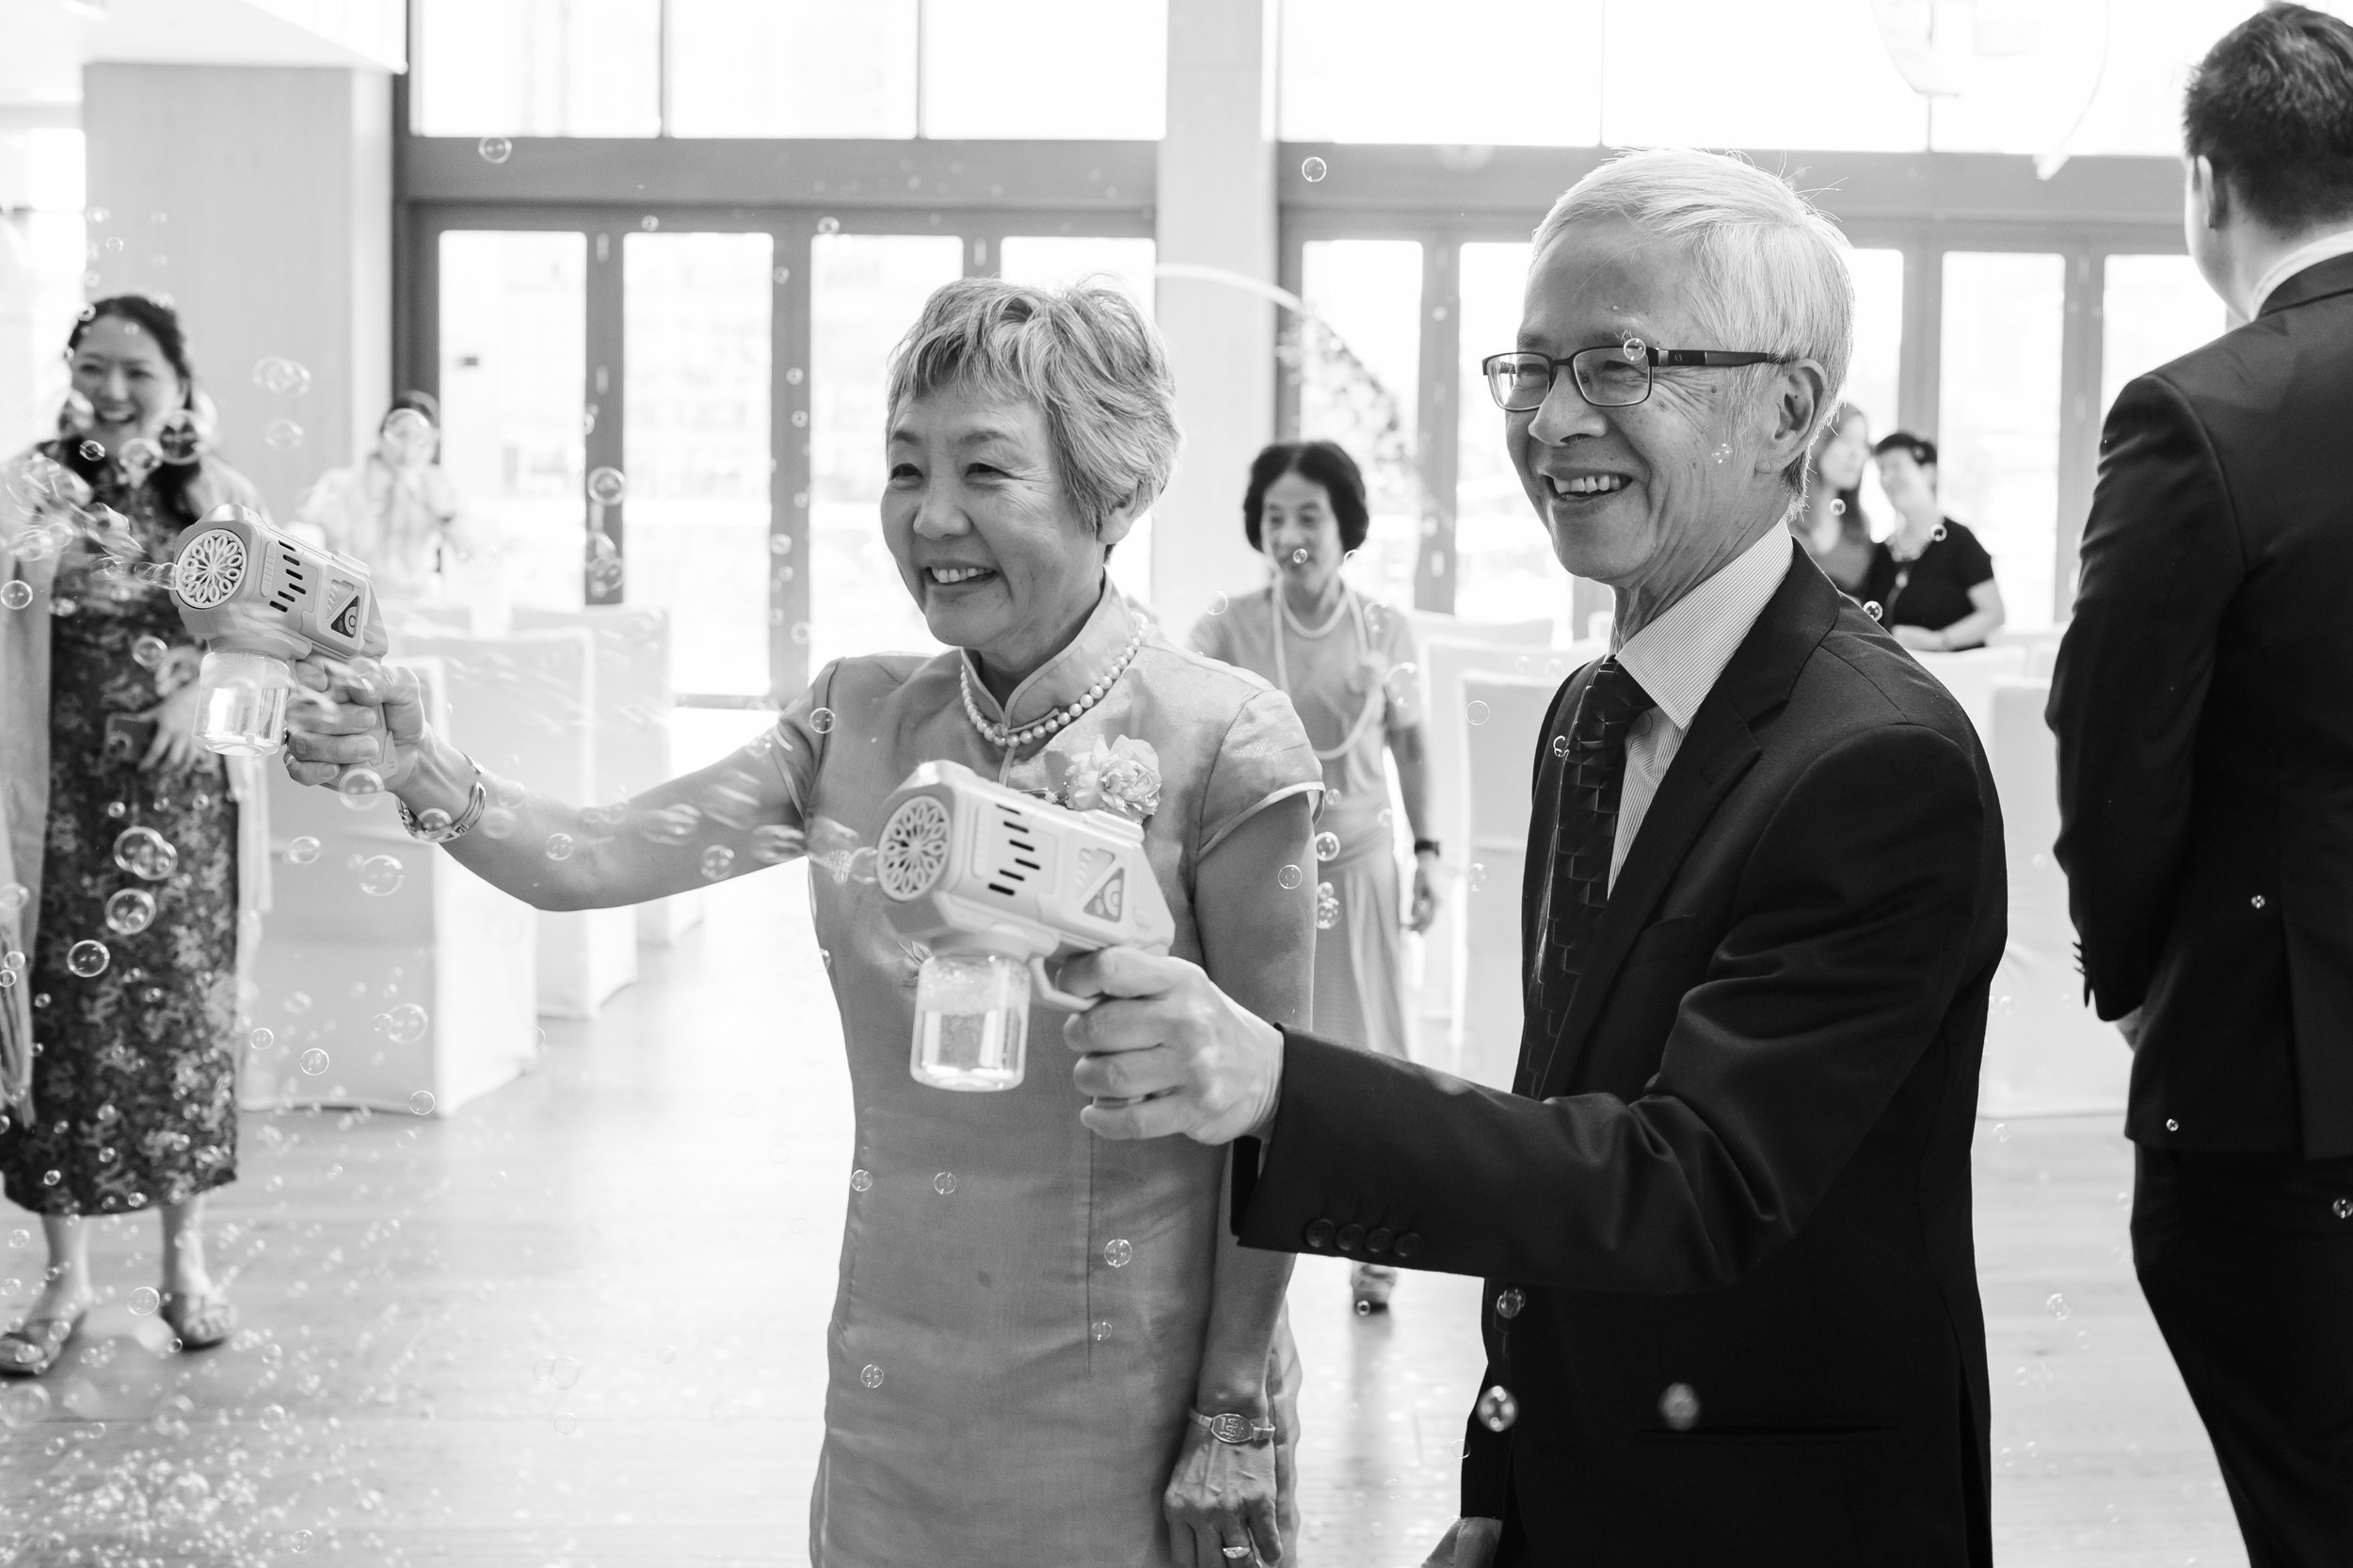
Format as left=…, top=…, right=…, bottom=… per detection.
left=1061, top=147, right=2006, bottom=1568
left=2049, top=9, right=2353, bottom=1565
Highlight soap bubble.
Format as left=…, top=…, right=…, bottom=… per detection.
left=1476, top=1384, right=1519, bottom=1432
left=818, top=216, right=841, bottom=235
left=284, top=990, right=312, bottom=1016
left=552, top=1411, right=579, bottom=1435
left=749, top=824, right=805, bottom=864
left=545, top=834, right=574, bottom=861
left=2335, top=1197, right=2353, bottom=1221
left=1276, top=864, right=1304, bottom=890
left=479, top=807, right=518, bottom=840
left=1467, top=862, right=1487, bottom=892
left=1622, top=336, right=1646, bottom=363
left=849, top=1168, right=872, bottom=1192
left=2045, top=1292, right=2070, bottom=1320
left=130, top=633, right=168, bottom=668
left=586, top=466, right=628, bottom=505
left=103, top=888, right=156, bottom=936
left=248, top=1028, right=274, bottom=1050
left=1315, top=882, right=1339, bottom=931
left=1466, top=699, right=1490, bottom=726
left=1207, top=591, right=1228, bottom=616
left=263, top=419, right=304, bottom=451
left=251, top=357, right=312, bottom=397
left=1102, top=1239, right=1133, bottom=1268
left=933, top=1172, right=957, bottom=1195
left=1313, top=831, right=1340, bottom=862
left=859, top=1362, right=884, bottom=1388
left=1864, top=600, right=1883, bottom=621
left=299, top=1048, right=328, bottom=1076
left=381, top=1002, right=427, bottom=1043
left=1659, top=1382, right=1701, bottom=1430
left=409, top=1090, right=436, bottom=1116
left=66, top=939, right=110, bottom=979
left=1091, top=1320, right=1112, bottom=1342
left=0, top=1382, right=51, bottom=1427
left=112, top=826, right=176, bottom=881
left=698, top=845, right=735, bottom=880
left=128, top=1286, right=159, bottom=1315
left=357, top=856, right=405, bottom=896
left=0, top=582, right=29, bottom=611
left=538, top=1355, right=582, bottom=1390
left=381, top=406, right=435, bottom=465
left=337, top=768, right=385, bottom=810
left=490, top=775, right=528, bottom=810
left=289, top=1528, right=312, bottom=1552
left=809, top=707, right=837, bottom=734
left=259, top=1403, right=289, bottom=1430
left=477, top=136, right=513, bottom=164
left=1495, top=1287, right=1525, bottom=1320
left=1301, top=155, right=1328, bottom=182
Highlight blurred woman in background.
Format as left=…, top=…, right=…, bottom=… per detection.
left=297, top=391, right=470, bottom=601
left=1189, top=440, right=1438, bottom=1316
left=0, top=296, right=266, bottom=1371
left=1865, top=432, right=2006, bottom=651
left=1792, top=402, right=1873, bottom=596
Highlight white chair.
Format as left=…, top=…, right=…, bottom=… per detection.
left=509, top=605, right=702, bottom=949
left=1978, top=675, right=2131, bottom=1116
left=1910, top=645, right=2028, bottom=755
left=392, top=626, right=639, bottom=1020
left=241, top=658, right=540, bottom=1116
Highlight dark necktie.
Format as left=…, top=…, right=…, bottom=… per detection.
left=1531, top=658, right=1656, bottom=1033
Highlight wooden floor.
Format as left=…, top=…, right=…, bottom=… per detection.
left=0, top=864, right=2247, bottom=1567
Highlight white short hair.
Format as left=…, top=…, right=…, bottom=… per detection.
left=1534, top=148, right=1855, bottom=487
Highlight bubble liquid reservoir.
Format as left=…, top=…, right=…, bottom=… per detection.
left=910, top=951, right=1029, bottom=1092
left=193, top=649, right=293, bottom=756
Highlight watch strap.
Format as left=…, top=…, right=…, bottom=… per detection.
left=397, top=753, right=487, bottom=844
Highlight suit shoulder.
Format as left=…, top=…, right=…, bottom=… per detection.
left=1795, top=616, right=1982, bottom=765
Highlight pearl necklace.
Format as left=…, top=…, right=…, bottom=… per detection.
left=958, top=622, right=1145, bottom=752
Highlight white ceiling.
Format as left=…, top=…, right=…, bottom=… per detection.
left=0, top=0, right=406, bottom=109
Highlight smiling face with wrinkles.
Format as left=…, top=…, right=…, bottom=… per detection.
left=1508, top=218, right=1824, bottom=622
left=882, top=387, right=1135, bottom=692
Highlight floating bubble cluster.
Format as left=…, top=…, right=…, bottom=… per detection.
left=1477, top=1384, right=1519, bottom=1432
left=113, top=826, right=177, bottom=882
left=104, top=888, right=157, bottom=936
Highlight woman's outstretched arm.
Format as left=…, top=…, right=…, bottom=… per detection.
left=282, top=658, right=804, bottom=911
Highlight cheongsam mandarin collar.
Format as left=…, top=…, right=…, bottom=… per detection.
left=958, top=580, right=1139, bottom=746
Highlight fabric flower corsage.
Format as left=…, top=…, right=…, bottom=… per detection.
left=1037, top=735, right=1161, bottom=824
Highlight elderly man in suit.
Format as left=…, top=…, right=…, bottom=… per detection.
left=2050, top=8, right=2353, bottom=1565
left=1062, top=146, right=2006, bottom=1568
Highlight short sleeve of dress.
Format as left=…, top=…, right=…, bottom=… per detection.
left=747, top=659, right=840, bottom=826
left=1950, top=523, right=1995, bottom=588
left=1197, top=686, right=1324, bottom=860
left=1372, top=600, right=1424, bottom=731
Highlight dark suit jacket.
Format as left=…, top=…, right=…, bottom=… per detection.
left=2049, top=252, right=2353, bottom=1159
left=1233, top=552, right=2005, bottom=1566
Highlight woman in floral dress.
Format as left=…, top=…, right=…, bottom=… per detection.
left=0, top=296, right=266, bottom=1371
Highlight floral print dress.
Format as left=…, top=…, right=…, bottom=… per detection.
left=0, top=455, right=244, bottom=1216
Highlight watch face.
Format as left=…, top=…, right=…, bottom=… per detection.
left=1209, top=1413, right=1253, bottom=1445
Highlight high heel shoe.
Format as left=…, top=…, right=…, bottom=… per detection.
left=0, top=1309, right=87, bottom=1377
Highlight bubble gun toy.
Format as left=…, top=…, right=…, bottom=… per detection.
left=168, top=504, right=376, bottom=756
left=875, top=760, right=1174, bottom=1091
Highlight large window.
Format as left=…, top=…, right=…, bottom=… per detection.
left=2102, top=253, right=2228, bottom=418
left=414, top=0, right=1166, bottom=139
left=1942, top=251, right=2065, bottom=632
left=1298, top=240, right=1425, bottom=612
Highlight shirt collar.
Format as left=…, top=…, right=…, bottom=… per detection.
left=2249, top=227, right=2353, bottom=317
left=1613, top=527, right=1794, bottom=730
left=960, top=580, right=1138, bottom=732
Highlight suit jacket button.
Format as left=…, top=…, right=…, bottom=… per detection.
left=1336, top=1223, right=1365, bottom=1253
left=1366, top=1227, right=1394, bottom=1256
left=1304, top=1220, right=1335, bottom=1249
left=1394, top=1232, right=1423, bottom=1260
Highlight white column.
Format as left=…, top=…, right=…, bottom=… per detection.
left=1153, top=0, right=1279, bottom=638
left=81, top=63, right=392, bottom=520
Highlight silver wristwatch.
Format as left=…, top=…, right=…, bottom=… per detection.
left=1191, top=1409, right=1275, bottom=1447
left=396, top=754, right=488, bottom=844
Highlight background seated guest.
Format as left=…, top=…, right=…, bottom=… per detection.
left=1790, top=402, right=1873, bottom=595
left=1861, top=433, right=2004, bottom=650
left=296, top=392, right=471, bottom=601
left=1190, top=439, right=1440, bottom=1316
left=1064, top=148, right=2007, bottom=1568
left=283, top=278, right=1318, bottom=1568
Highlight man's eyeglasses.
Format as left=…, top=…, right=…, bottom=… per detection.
left=1481, top=344, right=1790, bottom=412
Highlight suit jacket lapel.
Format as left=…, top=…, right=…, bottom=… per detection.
left=1531, top=551, right=1843, bottom=1096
